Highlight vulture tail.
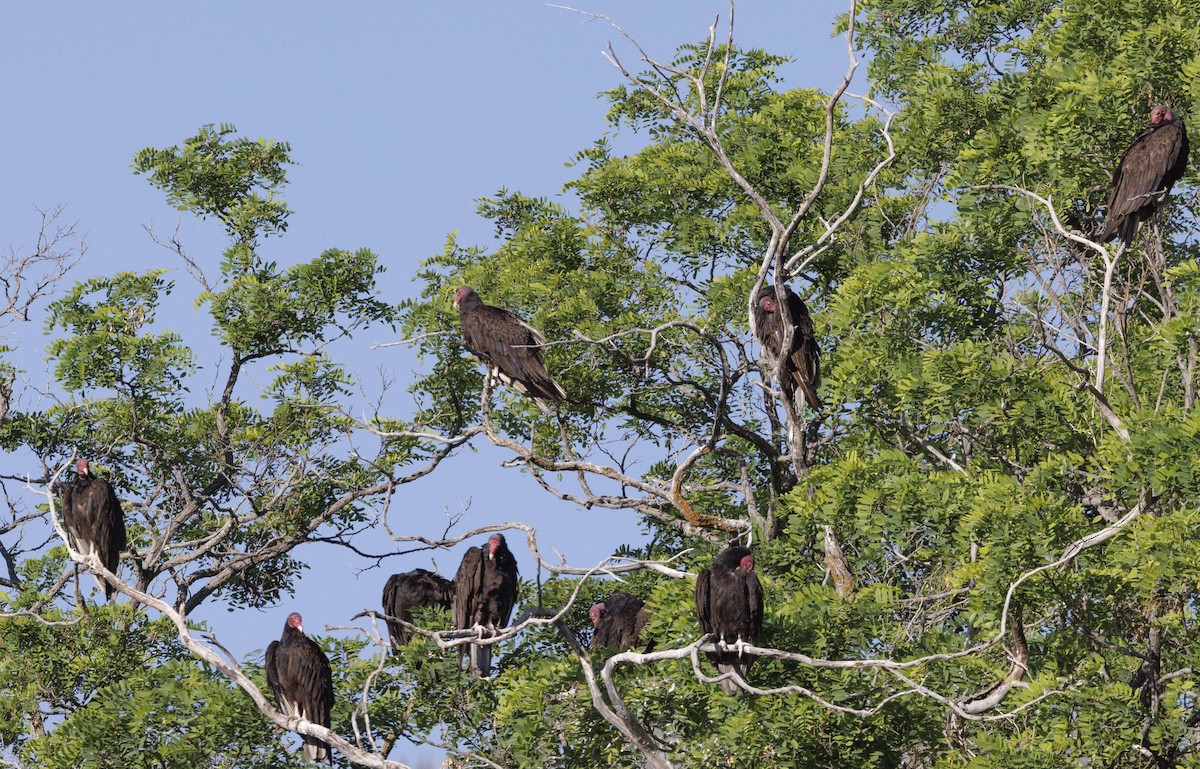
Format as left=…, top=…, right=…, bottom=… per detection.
left=469, top=642, right=492, bottom=678
left=794, top=379, right=821, bottom=413
left=494, top=369, right=564, bottom=413
left=1101, top=213, right=1140, bottom=246
left=302, top=735, right=331, bottom=764
left=717, top=661, right=750, bottom=696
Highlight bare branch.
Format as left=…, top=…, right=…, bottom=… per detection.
left=0, top=205, right=83, bottom=327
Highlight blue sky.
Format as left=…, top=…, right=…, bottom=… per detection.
left=3, top=2, right=854, bottom=762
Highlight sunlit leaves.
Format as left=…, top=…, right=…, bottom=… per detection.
left=132, top=123, right=293, bottom=245
left=47, top=271, right=193, bottom=399
left=205, top=247, right=395, bottom=356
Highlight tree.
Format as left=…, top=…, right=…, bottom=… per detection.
left=2, top=1, right=1200, bottom=767
left=0, top=123, right=411, bottom=767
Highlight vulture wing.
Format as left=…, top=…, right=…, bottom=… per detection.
left=453, top=546, right=485, bottom=631
left=453, top=546, right=491, bottom=677
left=382, top=569, right=454, bottom=648
left=265, top=639, right=284, bottom=712
left=592, top=591, right=650, bottom=650
left=695, top=567, right=714, bottom=635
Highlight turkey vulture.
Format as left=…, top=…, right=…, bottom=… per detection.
left=60, top=459, right=127, bottom=601
left=452, top=533, right=519, bottom=677
left=1101, top=104, right=1189, bottom=245
left=382, top=568, right=455, bottom=649
left=589, top=591, right=651, bottom=651
left=453, top=285, right=566, bottom=413
left=695, top=546, right=764, bottom=696
left=265, top=612, right=335, bottom=764
left=753, top=284, right=821, bottom=410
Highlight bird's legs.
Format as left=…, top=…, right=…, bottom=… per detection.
left=733, top=636, right=753, bottom=660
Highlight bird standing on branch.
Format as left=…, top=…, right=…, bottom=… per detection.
left=1101, top=104, right=1189, bottom=246
left=382, top=568, right=455, bottom=649
left=589, top=591, right=651, bottom=651
left=454, top=285, right=566, bottom=413
left=61, top=458, right=127, bottom=601
left=265, top=612, right=335, bottom=764
left=695, top=546, right=764, bottom=696
left=453, top=533, right=520, bottom=677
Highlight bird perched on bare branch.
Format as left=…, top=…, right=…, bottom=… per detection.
left=695, top=546, right=763, bottom=696
left=61, top=458, right=127, bottom=601
left=453, top=533, right=519, bottom=677
left=1101, top=104, right=1189, bottom=246
left=453, top=285, right=566, bottom=413
left=265, top=612, right=334, bottom=764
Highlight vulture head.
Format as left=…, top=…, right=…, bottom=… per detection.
left=454, top=285, right=480, bottom=310
left=487, top=533, right=506, bottom=560
left=287, top=612, right=304, bottom=633
left=717, top=546, right=756, bottom=574
left=1151, top=105, right=1176, bottom=125
left=588, top=602, right=605, bottom=627
left=76, top=458, right=91, bottom=477
left=756, top=287, right=780, bottom=315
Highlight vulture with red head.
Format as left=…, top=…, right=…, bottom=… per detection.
left=1102, top=104, right=1189, bottom=245
left=695, top=546, right=764, bottom=696
left=382, top=568, right=455, bottom=649
left=453, top=285, right=566, bottom=413
left=266, top=612, right=335, bottom=764
left=589, top=591, right=651, bottom=651
left=753, top=284, right=821, bottom=411
left=453, top=533, right=519, bottom=677
left=60, top=459, right=127, bottom=601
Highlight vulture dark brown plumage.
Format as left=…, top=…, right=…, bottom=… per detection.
left=753, top=284, right=821, bottom=411
left=1102, top=104, right=1189, bottom=245
left=695, top=546, right=764, bottom=696
left=453, top=285, right=566, bottom=413
left=382, top=568, right=455, bottom=649
left=452, top=533, right=519, bottom=677
left=266, top=612, right=335, bottom=764
left=60, top=459, right=127, bottom=601
left=589, top=591, right=651, bottom=651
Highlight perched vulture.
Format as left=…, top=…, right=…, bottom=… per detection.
left=453, top=285, right=566, bottom=413
left=1102, top=104, right=1189, bottom=245
left=753, top=284, right=821, bottom=411
left=589, top=591, right=651, bottom=651
left=60, top=459, right=127, bottom=601
left=453, top=533, right=519, bottom=677
left=265, top=612, right=335, bottom=764
left=695, top=546, right=764, bottom=696
left=381, top=568, right=455, bottom=649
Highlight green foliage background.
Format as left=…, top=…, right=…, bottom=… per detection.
left=2, top=1, right=1200, bottom=767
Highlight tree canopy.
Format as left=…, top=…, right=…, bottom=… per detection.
left=2, top=1, right=1200, bottom=767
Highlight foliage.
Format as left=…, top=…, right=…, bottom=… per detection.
left=3, top=1, right=1200, bottom=767
left=0, top=122, right=406, bottom=767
